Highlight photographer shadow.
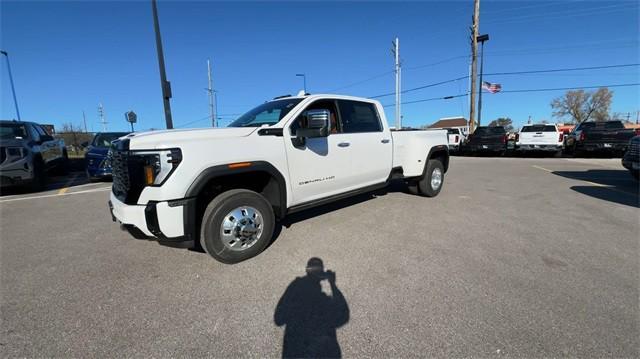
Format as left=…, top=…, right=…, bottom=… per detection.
left=274, top=257, right=350, bottom=358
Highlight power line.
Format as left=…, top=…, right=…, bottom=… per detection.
left=484, top=3, right=638, bottom=26
left=382, top=83, right=640, bottom=107
left=176, top=113, right=241, bottom=128
left=369, top=63, right=640, bottom=98
left=326, top=70, right=394, bottom=92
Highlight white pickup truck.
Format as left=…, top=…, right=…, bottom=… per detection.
left=516, top=123, right=563, bottom=154
left=108, top=94, right=449, bottom=263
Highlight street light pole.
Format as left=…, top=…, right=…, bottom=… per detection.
left=476, top=34, right=489, bottom=128
left=1, top=50, right=21, bottom=121
left=296, top=74, right=306, bottom=93
left=151, top=0, right=173, bottom=129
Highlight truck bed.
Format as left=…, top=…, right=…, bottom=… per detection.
left=391, top=129, right=448, bottom=177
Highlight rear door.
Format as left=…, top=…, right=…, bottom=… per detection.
left=336, top=99, right=392, bottom=187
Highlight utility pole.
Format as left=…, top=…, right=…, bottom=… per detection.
left=625, top=112, right=631, bottom=123
left=151, top=0, right=174, bottom=129
left=82, top=110, right=88, bottom=132
left=528, top=115, right=532, bottom=124
left=207, top=59, right=216, bottom=127
left=469, top=0, right=480, bottom=133
left=392, top=37, right=401, bottom=129
left=98, top=103, right=107, bottom=132
left=1, top=50, right=21, bottom=121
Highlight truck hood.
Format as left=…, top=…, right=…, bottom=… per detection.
left=126, top=127, right=258, bottom=149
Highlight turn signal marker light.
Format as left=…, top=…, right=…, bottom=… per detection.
left=144, top=165, right=155, bottom=185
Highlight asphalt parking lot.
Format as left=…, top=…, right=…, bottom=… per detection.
left=1, top=156, right=638, bottom=357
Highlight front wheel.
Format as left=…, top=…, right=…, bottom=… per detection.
left=418, top=159, right=445, bottom=197
left=200, top=189, right=275, bottom=264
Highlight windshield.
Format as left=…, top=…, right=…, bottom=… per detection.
left=474, top=127, right=505, bottom=135
left=0, top=123, right=28, bottom=140
left=521, top=125, right=556, bottom=132
left=228, top=99, right=303, bottom=127
left=92, top=132, right=128, bottom=147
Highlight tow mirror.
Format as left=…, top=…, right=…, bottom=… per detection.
left=298, top=109, right=330, bottom=138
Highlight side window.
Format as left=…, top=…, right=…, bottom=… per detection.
left=27, top=124, right=40, bottom=141
left=290, top=100, right=340, bottom=136
left=337, top=100, right=382, bottom=133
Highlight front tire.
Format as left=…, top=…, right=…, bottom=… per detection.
left=418, top=159, right=445, bottom=197
left=200, top=189, right=275, bottom=264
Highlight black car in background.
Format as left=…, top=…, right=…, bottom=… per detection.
left=564, top=120, right=638, bottom=156
left=462, top=126, right=507, bottom=156
left=622, top=136, right=639, bottom=180
left=83, top=132, right=128, bottom=181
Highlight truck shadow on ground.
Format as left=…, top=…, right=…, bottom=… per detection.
left=552, top=169, right=639, bottom=208
left=274, top=257, right=349, bottom=358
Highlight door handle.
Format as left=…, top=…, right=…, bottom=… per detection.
left=381, top=139, right=390, bottom=144
left=337, top=142, right=350, bottom=147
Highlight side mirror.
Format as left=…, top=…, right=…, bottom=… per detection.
left=292, top=109, right=330, bottom=147
left=81, top=141, right=89, bottom=148
left=297, top=109, right=330, bottom=138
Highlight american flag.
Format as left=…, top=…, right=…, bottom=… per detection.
left=482, top=81, right=502, bottom=93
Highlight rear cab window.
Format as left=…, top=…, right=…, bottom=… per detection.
left=474, top=127, right=505, bottom=135
left=521, top=125, right=557, bottom=132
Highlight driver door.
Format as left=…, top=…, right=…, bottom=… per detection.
left=284, top=99, right=354, bottom=206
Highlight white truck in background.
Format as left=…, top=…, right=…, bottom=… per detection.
left=108, top=94, right=449, bottom=263
left=445, top=128, right=464, bottom=153
left=516, top=123, right=563, bottom=155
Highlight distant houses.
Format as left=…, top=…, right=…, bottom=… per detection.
left=428, top=117, right=469, bottom=136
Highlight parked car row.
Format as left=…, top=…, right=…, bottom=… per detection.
left=453, top=120, right=639, bottom=159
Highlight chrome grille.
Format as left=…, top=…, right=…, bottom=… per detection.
left=110, top=149, right=130, bottom=202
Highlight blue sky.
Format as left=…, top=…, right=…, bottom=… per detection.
left=1, top=0, right=638, bottom=132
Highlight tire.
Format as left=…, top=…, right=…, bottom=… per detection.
left=200, top=189, right=275, bottom=264
left=29, top=157, right=46, bottom=191
left=418, top=159, right=445, bottom=197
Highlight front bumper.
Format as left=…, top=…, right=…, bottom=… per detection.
left=109, top=191, right=196, bottom=242
left=0, top=159, right=34, bottom=187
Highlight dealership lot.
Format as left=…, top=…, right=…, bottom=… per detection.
left=0, top=157, right=637, bottom=357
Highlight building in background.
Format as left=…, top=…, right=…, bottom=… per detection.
left=428, top=117, right=469, bottom=136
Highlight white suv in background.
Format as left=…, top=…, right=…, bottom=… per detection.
left=516, top=124, right=563, bottom=155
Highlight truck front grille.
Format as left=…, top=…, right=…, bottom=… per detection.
left=110, top=139, right=146, bottom=205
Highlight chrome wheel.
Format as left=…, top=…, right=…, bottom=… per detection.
left=220, top=206, right=263, bottom=251
left=430, top=167, right=443, bottom=191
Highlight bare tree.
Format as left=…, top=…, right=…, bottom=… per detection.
left=488, top=117, right=513, bottom=132
left=551, top=87, right=613, bottom=124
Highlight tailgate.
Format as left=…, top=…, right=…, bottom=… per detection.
left=519, top=132, right=559, bottom=145
left=585, top=129, right=635, bottom=143
left=471, top=135, right=504, bottom=145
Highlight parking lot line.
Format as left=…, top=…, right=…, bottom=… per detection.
left=531, top=165, right=553, bottom=173
left=0, top=186, right=111, bottom=204
left=57, top=173, right=78, bottom=195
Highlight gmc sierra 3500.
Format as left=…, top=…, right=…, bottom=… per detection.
left=108, top=94, right=449, bottom=263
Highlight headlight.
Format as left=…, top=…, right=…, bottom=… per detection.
left=133, top=148, right=182, bottom=186
left=7, top=147, right=27, bottom=162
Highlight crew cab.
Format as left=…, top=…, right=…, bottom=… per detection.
left=0, top=120, right=68, bottom=190
left=564, top=120, right=638, bottom=156
left=515, top=123, right=563, bottom=155
left=463, top=126, right=507, bottom=155
left=108, top=94, right=449, bottom=263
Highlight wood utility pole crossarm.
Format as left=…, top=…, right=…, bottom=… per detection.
left=469, top=0, right=480, bottom=133
left=151, top=0, right=174, bottom=129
